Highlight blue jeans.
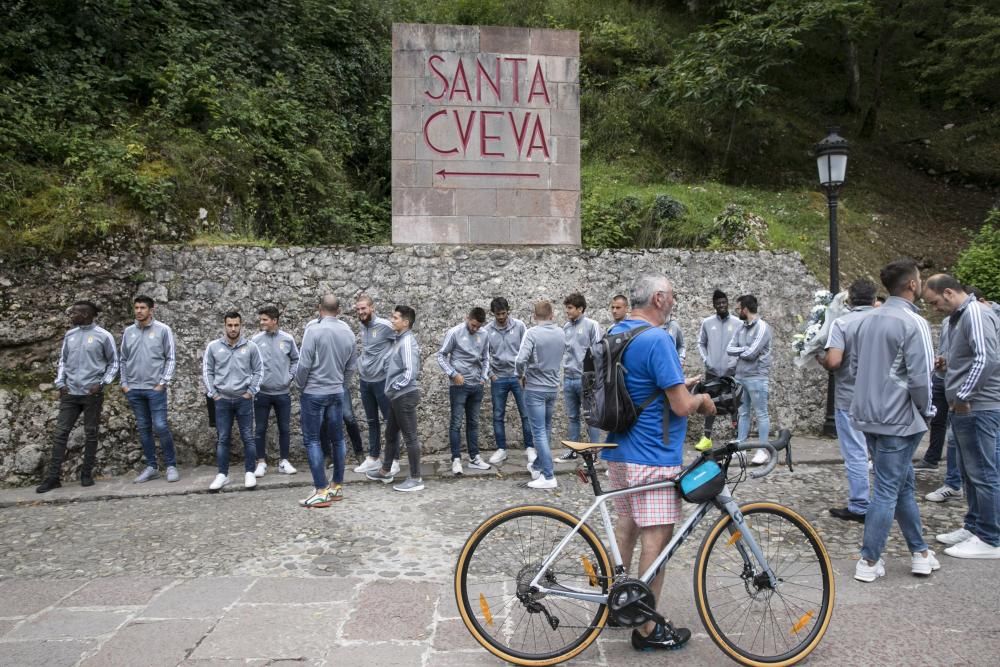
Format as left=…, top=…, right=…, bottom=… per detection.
left=449, top=383, right=484, bottom=460
left=525, top=390, right=557, bottom=480
left=861, top=432, right=928, bottom=562
left=214, top=396, right=256, bottom=475
left=951, top=410, right=1000, bottom=547
left=944, top=428, right=963, bottom=490
left=835, top=409, right=869, bottom=514
left=125, top=388, right=176, bottom=468
left=491, top=377, right=533, bottom=450
left=563, top=377, right=601, bottom=443
left=360, top=379, right=391, bottom=458
left=737, top=378, right=770, bottom=445
left=301, top=393, right=344, bottom=489
left=253, top=392, right=291, bottom=461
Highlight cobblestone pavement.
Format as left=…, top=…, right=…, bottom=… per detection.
left=0, top=450, right=997, bottom=666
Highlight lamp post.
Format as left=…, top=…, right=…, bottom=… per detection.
left=815, top=127, right=849, bottom=438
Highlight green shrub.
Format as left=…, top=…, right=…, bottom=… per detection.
left=955, top=208, right=1000, bottom=301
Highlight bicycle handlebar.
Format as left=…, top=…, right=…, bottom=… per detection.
left=721, top=429, right=792, bottom=479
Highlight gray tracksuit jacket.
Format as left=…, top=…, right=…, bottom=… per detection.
left=120, top=319, right=175, bottom=390
left=385, top=330, right=421, bottom=400
left=726, top=317, right=772, bottom=380
left=485, top=318, right=527, bottom=379
left=944, top=295, right=1000, bottom=410
left=295, top=316, right=357, bottom=395
left=359, top=316, right=395, bottom=382
left=825, top=306, right=874, bottom=411
left=55, top=324, right=119, bottom=395
left=516, top=321, right=565, bottom=392
left=663, top=319, right=686, bottom=360
left=934, top=318, right=951, bottom=381
left=251, top=330, right=299, bottom=395
left=563, top=316, right=600, bottom=378
left=202, top=337, right=263, bottom=398
left=436, top=322, right=489, bottom=385
left=848, top=296, right=935, bottom=436
left=698, top=314, right=739, bottom=378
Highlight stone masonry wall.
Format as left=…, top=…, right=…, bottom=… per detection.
left=0, top=245, right=826, bottom=485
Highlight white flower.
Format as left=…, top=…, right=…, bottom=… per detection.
left=811, top=304, right=826, bottom=315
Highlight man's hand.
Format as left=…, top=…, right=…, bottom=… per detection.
left=697, top=393, right=717, bottom=416
left=684, top=375, right=703, bottom=389
left=153, top=384, right=165, bottom=392
left=951, top=401, right=971, bottom=415
left=242, top=392, right=252, bottom=400
left=87, top=384, right=102, bottom=395
left=452, top=374, right=465, bottom=386
left=58, top=386, right=68, bottom=398
left=121, top=386, right=130, bottom=394
left=519, top=376, right=526, bottom=389
left=934, top=356, right=947, bottom=372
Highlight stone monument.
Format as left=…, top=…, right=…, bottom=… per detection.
left=391, top=23, right=580, bottom=245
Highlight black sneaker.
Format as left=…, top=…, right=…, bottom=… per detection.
left=829, top=507, right=865, bottom=523
left=913, top=460, right=938, bottom=471
left=36, top=479, right=61, bottom=494
left=555, top=450, right=578, bottom=462
left=631, top=623, right=691, bottom=651
left=80, top=472, right=95, bottom=487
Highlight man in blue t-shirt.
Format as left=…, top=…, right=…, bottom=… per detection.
left=604, top=274, right=716, bottom=653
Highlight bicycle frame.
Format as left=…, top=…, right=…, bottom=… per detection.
left=527, top=449, right=780, bottom=604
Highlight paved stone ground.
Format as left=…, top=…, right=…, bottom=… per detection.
left=1, top=436, right=997, bottom=666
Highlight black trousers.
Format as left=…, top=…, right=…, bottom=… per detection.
left=46, top=393, right=104, bottom=480
left=921, top=377, right=950, bottom=465
left=385, top=390, right=421, bottom=478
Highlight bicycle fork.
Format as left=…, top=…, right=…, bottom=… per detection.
left=717, top=490, right=779, bottom=589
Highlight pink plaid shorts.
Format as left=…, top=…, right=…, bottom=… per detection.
left=607, top=461, right=683, bottom=528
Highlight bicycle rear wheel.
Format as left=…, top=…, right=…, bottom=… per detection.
left=454, top=505, right=611, bottom=666
left=694, top=502, right=834, bottom=666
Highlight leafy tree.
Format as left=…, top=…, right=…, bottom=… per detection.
left=955, top=209, right=1000, bottom=302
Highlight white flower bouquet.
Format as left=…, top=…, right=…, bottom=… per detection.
left=793, top=289, right=847, bottom=369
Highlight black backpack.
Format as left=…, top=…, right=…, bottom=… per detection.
left=582, top=324, right=657, bottom=433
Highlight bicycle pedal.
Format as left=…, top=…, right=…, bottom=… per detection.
left=576, top=468, right=591, bottom=484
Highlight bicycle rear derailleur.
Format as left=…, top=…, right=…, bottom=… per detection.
left=607, top=578, right=666, bottom=628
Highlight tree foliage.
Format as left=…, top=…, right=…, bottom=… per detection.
left=955, top=209, right=1000, bottom=302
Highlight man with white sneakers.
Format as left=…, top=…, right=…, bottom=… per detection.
left=251, top=305, right=299, bottom=478
left=727, top=295, right=772, bottom=466
left=202, top=311, right=264, bottom=492
left=555, top=292, right=602, bottom=462
left=352, top=295, right=400, bottom=478
left=923, top=275, right=1000, bottom=559
left=515, top=300, right=565, bottom=489
left=849, top=259, right=940, bottom=582
left=484, top=297, right=535, bottom=466
left=437, top=307, right=492, bottom=475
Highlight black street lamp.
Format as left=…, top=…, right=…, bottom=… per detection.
left=815, top=127, right=849, bottom=438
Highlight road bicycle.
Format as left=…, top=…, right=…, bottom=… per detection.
left=454, top=429, right=834, bottom=666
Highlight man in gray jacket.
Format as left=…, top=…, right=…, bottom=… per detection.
left=353, top=295, right=400, bottom=476
left=727, top=294, right=772, bottom=465
left=295, top=295, right=357, bottom=508
left=202, top=311, right=264, bottom=493
left=923, top=275, right=1000, bottom=559
left=366, top=305, right=424, bottom=492
left=37, top=301, right=119, bottom=494
left=437, top=307, right=492, bottom=475
left=850, top=259, right=939, bottom=582
left=121, top=295, right=178, bottom=484
left=251, top=305, right=299, bottom=478
left=697, top=289, right=739, bottom=439
left=484, top=297, right=534, bottom=466
left=556, top=292, right=601, bottom=462
left=516, top=300, right=566, bottom=489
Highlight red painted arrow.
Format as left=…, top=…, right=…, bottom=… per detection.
left=435, top=169, right=540, bottom=180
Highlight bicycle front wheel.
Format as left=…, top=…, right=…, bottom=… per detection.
left=454, top=505, right=612, bottom=666
left=694, top=502, right=835, bottom=666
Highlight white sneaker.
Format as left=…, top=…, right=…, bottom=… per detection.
left=244, top=472, right=257, bottom=489
left=389, top=459, right=401, bottom=476
left=209, top=473, right=229, bottom=491
left=254, top=461, right=267, bottom=478
left=944, top=535, right=1000, bottom=559
left=911, top=550, right=941, bottom=576
left=353, top=457, right=381, bottom=474
left=278, top=459, right=297, bottom=474
left=527, top=476, right=558, bottom=490
left=526, top=447, right=538, bottom=465
left=468, top=455, right=491, bottom=471
left=489, top=449, right=508, bottom=465
left=527, top=461, right=541, bottom=481
left=750, top=449, right=769, bottom=466
left=452, top=458, right=463, bottom=476
left=936, top=527, right=974, bottom=545
left=854, top=558, right=885, bottom=583
left=926, top=485, right=963, bottom=502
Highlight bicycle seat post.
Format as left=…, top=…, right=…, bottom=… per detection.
left=580, top=451, right=604, bottom=496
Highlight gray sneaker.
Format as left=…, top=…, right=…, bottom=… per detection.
left=366, top=469, right=395, bottom=484
left=165, top=466, right=180, bottom=483
left=393, top=477, right=424, bottom=492
left=133, top=466, right=159, bottom=483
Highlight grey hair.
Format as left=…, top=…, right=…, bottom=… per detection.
left=630, top=274, right=671, bottom=309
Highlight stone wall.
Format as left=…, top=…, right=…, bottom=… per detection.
left=0, top=245, right=826, bottom=485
